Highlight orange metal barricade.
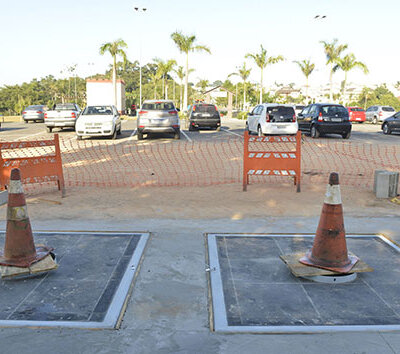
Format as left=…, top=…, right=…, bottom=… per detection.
left=243, top=131, right=301, bottom=192
left=0, top=134, right=65, bottom=196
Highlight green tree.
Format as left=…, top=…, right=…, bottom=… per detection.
left=171, top=31, right=211, bottom=112
left=196, top=79, right=209, bottom=92
left=246, top=45, right=284, bottom=104
left=335, top=53, right=368, bottom=104
left=320, top=39, right=348, bottom=101
left=293, top=59, right=315, bottom=103
left=153, top=58, right=177, bottom=99
left=99, top=39, right=128, bottom=106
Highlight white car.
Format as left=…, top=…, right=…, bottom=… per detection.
left=246, top=103, right=298, bottom=136
left=76, top=105, right=122, bottom=140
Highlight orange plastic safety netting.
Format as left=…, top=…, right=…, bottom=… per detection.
left=1, top=134, right=399, bottom=194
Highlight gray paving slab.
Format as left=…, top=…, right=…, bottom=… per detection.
left=0, top=217, right=399, bottom=353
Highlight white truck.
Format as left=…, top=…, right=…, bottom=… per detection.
left=44, top=103, right=81, bottom=133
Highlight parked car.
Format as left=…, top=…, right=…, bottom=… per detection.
left=22, top=105, right=46, bottom=123
left=246, top=103, right=298, bottom=136
left=382, top=111, right=400, bottom=135
left=347, top=106, right=366, bottom=123
left=44, top=103, right=81, bottom=132
left=366, top=106, right=395, bottom=124
left=297, top=103, right=351, bottom=139
left=187, top=103, right=221, bottom=131
left=137, top=100, right=180, bottom=140
left=75, top=105, right=121, bottom=140
left=294, top=104, right=305, bottom=117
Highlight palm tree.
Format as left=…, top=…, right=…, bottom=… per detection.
left=149, top=71, right=161, bottom=99
left=99, top=39, right=128, bottom=107
left=196, top=79, right=209, bottom=92
left=320, top=39, right=348, bottom=101
left=229, top=63, right=251, bottom=110
left=171, top=31, right=211, bottom=112
left=294, top=59, right=315, bottom=103
left=335, top=53, right=368, bottom=104
left=245, top=45, right=284, bottom=104
left=153, top=58, right=177, bottom=99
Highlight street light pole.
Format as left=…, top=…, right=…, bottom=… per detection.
left=133, top=6, right=147, bottom=109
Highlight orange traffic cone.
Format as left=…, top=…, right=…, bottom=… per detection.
left=0, top=168, right=56, bottom=277
left=299, top=172, right=358, bottom=273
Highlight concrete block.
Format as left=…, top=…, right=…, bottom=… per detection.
left=375, top=171, right=399, bottom=198
left=0, top=190, right=7, bottom=206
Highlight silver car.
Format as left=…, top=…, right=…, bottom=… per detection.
left=365, top=105, right=395, bottom=124
left=22, top=105, right=46, bottom=123
left=137, top=100, right=180, bottom=140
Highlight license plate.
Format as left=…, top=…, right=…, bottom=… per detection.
left=331, top=118, right=342, bottom=122
left=274, top=124, right=287, bottom=129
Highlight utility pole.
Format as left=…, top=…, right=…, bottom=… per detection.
left=133, top=5, right=147, bottom=109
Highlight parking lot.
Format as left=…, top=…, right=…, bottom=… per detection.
left=1, top=116, right=399, bottom=144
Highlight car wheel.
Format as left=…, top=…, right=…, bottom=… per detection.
left=245, top=122, right=249, bottom=131
left=257, top=125, right=263, bottom=137
left=310, top=125, right=320, bottom=138
left=216, top=126, right=221, bottom=131
left=117, top=126, right=122, bottom=135
left=372, top=117, right=378, bottom=124
left=189, top=125, right=195, bottom=131
left=174, top=131, right=181, bottom=140
left=342, top=131, right=351, bottom=139
left=137, top=131, right=143, bottom=140
left=46, top=126, right=52, bottom=133
left=382, top=123, right=391, bottom=135
left=77, top=135, right=82, bottom=141
left=111, top=129, right=117, bottom=140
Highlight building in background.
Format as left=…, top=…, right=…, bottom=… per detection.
left=86, top=79, right=126, bottom=114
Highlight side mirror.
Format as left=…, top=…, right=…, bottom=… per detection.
left=176, top=108, right=180, bottom=112
left=298, top=113, right=303, bottom=118
left=248, top=112, right=253, bottom=116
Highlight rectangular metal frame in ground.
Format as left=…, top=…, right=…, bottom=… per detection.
left=0, top=231, right=149, bottom=329
left=207, top=233, right=400, bottom=333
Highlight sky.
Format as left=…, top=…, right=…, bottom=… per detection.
left=1, top=0, right=399, bottom=90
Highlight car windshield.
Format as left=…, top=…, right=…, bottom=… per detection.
left=267, top=106, right=295, bottom=115
left=142, top=102, right=175, bottom=110
left=82, top=106, right=113, bottom=115
left=54, top=103, right=76, bottom=110
left=321, top=105, right=348, bottom=117
left=382, top=106, right=395, bottom=112
left=26, top=105, right=43, bottom=110
left=194, top=104, right=217, bottom=113
left=295, top=105, right=305, bottom=110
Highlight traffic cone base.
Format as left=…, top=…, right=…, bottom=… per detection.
left=0, top=254, right=58, bottom=279
left=299, top=252, right=359, bottom=274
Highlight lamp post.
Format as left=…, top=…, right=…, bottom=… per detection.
left=133, top=6, right=147, bottom=109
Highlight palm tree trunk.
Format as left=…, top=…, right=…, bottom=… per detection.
left=306, top=76, right=309, bottom=103
left=165, top=80, right=168, bottom=100
left=343, top=71, right=348, bottom=105
left=259, top=68, right=263, bottom=104
left=162, top=75, right=165, bottom=98
left=184, top=53, right=189, bottom=113
left=329, top=63, right=333, bottom=102
left=243, top=81, right=246, bottom=110
left=113, top=56, right=117, bottom=107
left=180, top=83, right=183, bottom=111
left=154, top=83, right=156, bottom=99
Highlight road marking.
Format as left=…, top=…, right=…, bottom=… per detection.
left=180, top=130, right=192, bottom=142
left=221, top=128, right=242, bottom=137
left=130, top=129, right=137, bottom=137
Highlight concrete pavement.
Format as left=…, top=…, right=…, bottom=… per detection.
left=0, top=216, right=399, bottom=354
